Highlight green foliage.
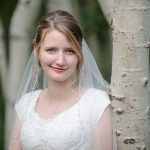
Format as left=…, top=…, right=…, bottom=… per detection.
left=0, top=0, right=18, bottom=30
left=78, top=0, right=110, bottom=44
left=77, top=0, right=112, bottom=82
left=0, top=0, right=18, bottom=63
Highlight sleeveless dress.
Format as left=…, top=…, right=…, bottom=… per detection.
left=15, top=88, right=110, bottom=150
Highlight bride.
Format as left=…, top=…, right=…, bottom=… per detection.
left=9, top=10, right=113, bottom=150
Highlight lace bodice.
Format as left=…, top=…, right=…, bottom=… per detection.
left=15, top=88, right=110, bottom=150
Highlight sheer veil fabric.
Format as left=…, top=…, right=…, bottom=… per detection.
left=9, top=39, right=115, bottom=150
left=15, top=40, right=108, bottom=102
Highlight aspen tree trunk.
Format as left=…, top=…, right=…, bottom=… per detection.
left=110, top=0, right=150, bottom=149
left=148, top=76, right=150, bottom=149
left=5, top=0, right=42, bottom=148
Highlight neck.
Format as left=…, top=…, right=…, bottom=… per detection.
left=45, top=79, right=77, bottom=102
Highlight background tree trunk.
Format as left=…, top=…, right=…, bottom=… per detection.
left=5, top=0, right=42, bottom=148
left=46, top=0, right=80, bottom=20
left=97, top=0, right=114, bottom=24
left=110, top=0, right=150, bottom=149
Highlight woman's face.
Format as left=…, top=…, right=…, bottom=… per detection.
left=37, top=29, right=78, bottom=83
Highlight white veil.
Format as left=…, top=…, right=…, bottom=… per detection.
left=9, top=39, right=115, bottom=149
left=15, top=39, right=108, bottom=102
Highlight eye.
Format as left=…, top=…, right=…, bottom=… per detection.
left=65, top=48, right=75, bottom=55
left=46, top=48, right=56, bottom=54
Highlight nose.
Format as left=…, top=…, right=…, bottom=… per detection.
left=56, top=51, right=65, bottom=67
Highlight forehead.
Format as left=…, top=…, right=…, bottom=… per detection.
left=41, top=29, right=72, bottom=48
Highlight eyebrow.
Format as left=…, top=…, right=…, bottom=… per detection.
left=44, top=46, right=74, bottom=50
left=44, top=46, right=57, bottom=49
left=64, top=47, right=74, bottom=50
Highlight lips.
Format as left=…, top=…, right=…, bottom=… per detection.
left=50, top=66, right=67, bottom=72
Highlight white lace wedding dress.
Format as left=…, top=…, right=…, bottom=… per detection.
left=15, top=88, right=110, bottom=150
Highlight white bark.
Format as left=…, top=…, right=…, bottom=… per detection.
left=110, top=0, right=150, bottom=149
left=148, top=73, right=150, bottom=149
left=8, top=0, right=42, bottom=101
left=97, top=0, right=114, bottom=24
left=0, top=18, right=7, bottom=95
left=5, top=0, right=42, bottom=148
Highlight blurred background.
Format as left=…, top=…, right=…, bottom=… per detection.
left=0, top=0, right=112, bottom=149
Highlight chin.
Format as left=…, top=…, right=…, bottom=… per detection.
left=48, top=75, right=72, bottom=83
left=45, top=70, right=74, bottom=83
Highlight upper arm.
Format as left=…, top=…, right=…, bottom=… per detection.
left=9, top=117, right=22, bottom=150
left=97, top=105, right=113, bottom=150
left=9, top=93, right=31, bottom=150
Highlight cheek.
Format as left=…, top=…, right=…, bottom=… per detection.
left=39, top=53, right=52, bottom=65
left=69, top=57, right=78, bottom=67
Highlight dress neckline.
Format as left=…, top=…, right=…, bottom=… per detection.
left=31, top=88, right=90, bottom=123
